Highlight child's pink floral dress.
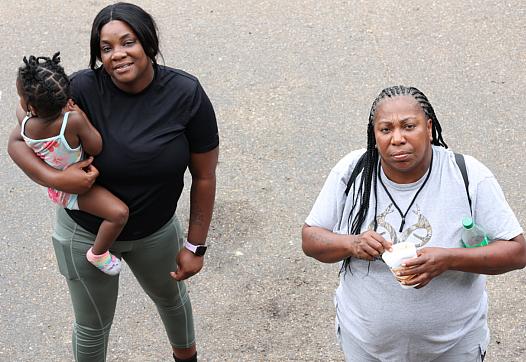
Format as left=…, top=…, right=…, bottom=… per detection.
left=21, top=112, right=83, bottom=209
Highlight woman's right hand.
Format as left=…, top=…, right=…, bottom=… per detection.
left=59, top=157, right=99, bottom=194
left=302, top=225, right=392, bottom=263
left=351, top=230, right=392, bottom=261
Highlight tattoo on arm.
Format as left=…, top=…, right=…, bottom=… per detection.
left=312, top=231, right=326, bottom=244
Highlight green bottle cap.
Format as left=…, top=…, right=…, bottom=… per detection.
left=462, top=217, right=474, bottom=229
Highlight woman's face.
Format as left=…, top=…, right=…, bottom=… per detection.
left=373, top=95, right=433, bottom=183
left=99, top=20, right=154, bottom=93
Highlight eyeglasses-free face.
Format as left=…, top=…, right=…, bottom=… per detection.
left=373, top=95, right=433, bottom=184
left=99, top=20, right=154, bottom=94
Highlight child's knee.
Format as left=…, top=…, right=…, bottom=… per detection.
left=112, top=204, right=129, bottom=226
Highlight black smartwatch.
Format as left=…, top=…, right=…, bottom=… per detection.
left=183, top=240, right=208, bottom=256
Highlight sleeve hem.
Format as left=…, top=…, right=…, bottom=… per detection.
left=190, top=138, right=219, bottom=153
left=495, top=228, right=524, bottom=241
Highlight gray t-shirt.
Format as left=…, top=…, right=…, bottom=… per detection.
left=305, top=146, right=523, bottom=361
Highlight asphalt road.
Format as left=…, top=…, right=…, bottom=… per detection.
left=0, top=1, right=525, bottom=361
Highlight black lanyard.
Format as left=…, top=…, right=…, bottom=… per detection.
left=377, top=153, right=433, bottom=232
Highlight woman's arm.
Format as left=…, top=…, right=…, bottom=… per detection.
left=171, top=146, right=219, bottom=281
left=302, top=224, right=393, bottom=263
left=399, top=234, right=526, bottom=288
left=447, top=235, right=526, bottom=273
left=187, top=146, right=219, bottom=243
left=7, top=120, right=99, bottom=195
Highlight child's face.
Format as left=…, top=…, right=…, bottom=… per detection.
left=16, top=79, right=29, bottom=113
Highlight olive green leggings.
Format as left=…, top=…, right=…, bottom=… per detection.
left=52, top=208, right=195, bottom=362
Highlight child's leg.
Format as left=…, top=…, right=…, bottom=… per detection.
left=77, top=185, right=129, bottom=254
left=77, top=185, right=128, bottom=275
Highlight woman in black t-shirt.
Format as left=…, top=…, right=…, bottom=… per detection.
left=8, top=3, right=218, bottom=362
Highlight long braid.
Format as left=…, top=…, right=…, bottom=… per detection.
left=340, top=86, right=447, bottom=274
left=17, top=52, right=70, bottom=119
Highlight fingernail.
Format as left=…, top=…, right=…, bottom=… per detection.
left=401, top=263, right=406, bottom=267
left=396, top=271, right=401, bottom=276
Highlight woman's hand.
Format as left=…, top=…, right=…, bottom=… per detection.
left=396, top=247, right=452, bottom=288
left=170, top=248, right=204, bottom=281
left=60, top=157, right=99, bottom=194
left=351, top=230, right=393, bottom=261
left=302, top=226, right=392, bottom=263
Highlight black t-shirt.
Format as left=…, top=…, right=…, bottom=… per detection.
left=67, top=65, right=219, bottom=240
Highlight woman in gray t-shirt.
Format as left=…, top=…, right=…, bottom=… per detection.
left=302, top=85, right=526, bottom=362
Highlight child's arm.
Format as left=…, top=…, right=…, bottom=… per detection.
left=67, top=105, right=103, bottom=156
left=8, top=124, right=99, bottom=193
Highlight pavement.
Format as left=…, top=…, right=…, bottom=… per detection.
left=0, top=1, right=525, bottom=361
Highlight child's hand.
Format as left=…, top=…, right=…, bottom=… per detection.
left=65, top=99, right=78, bottom=112
left=66, top=99, right=91, bottom=124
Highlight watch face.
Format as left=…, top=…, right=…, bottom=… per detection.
left=195, top=245, right=207, bottom=256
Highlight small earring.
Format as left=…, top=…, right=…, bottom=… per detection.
left=26, top=110, right=33, bottom=118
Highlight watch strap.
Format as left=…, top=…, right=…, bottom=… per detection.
left=183, top=240, right=207, bottom=256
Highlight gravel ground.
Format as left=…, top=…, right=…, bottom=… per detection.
left=0, top=1, right=525, bottom=361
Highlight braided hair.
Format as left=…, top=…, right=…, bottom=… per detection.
left=341, top=85, right=448, bottom=273
left=17, top=52, right=70, bottom=119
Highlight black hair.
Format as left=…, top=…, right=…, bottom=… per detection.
left=89, top=2, right=161, bottom=69
left=341, top=85, right=447, bottom=273
left=17, top=52, right=70, bottom=119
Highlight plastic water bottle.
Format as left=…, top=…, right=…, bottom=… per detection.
left=461, top=217, right=489, bottom=248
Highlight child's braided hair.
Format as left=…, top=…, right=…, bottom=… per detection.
left=17, top=52, right=70, bottom=119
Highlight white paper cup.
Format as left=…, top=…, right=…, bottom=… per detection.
left=382, top=242, right=419, bottom=288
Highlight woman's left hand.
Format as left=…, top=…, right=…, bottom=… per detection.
left=170, top=248, right=204, bottom=281
left=396, top=247, right=452, bottom=288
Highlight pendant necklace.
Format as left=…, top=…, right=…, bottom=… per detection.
left=378, top=152, right=433, bottom=232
